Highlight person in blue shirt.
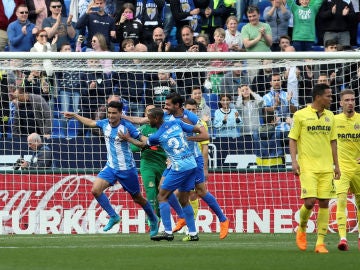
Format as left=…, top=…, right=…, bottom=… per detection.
left=7, top=4, right=38, bottom=52
left=62, top=101, right=159, bottom=237
left=119, top=106, right=209, bottom=241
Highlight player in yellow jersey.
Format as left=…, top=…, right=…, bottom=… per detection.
left=288, top=84, right=340, bottom=253
left=334, top=89, right=360, bottom=251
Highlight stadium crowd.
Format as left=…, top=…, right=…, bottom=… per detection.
left=1, top=0, right=360, bottom=167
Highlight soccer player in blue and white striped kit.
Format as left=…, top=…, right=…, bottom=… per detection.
left=62, top=101, right=159, bottom=236
left=119, top=107, right=209, bottom=241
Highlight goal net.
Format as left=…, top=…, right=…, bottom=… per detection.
left=0, top=51, right=358, bottom=234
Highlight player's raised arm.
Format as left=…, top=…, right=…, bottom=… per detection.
left=186, top=124, right=209, bottom=142
left=121, top=114, right=149, bottom=125
left=62, top=112, right=97, bottom=128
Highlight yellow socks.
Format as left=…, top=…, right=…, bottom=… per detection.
left=316, top=207, right=329, bottom=246
left=336, top=193, right=347, bottom=239
left=189, top=198, right=199, bottom=220
left=298, top=204, right=312, bottom=232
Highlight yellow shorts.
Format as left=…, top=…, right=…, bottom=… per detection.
left=335, top=171, right=360, bottom=195
left=299, top=171, right=336, bottom=199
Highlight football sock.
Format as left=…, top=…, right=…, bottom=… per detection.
left=298, top=204, right=312, bottom=232
left=145, top=187, right=159, bottom=217
left=168, top=192, right=185, bottom=218
left=189, top=198, right=199, bottom=220
left=355, top=195, right=360, bottom=234
left=336, top=193, right=347, bottom=239
left=202, top=192, right=227, bottom=222
left=159, top=202, right=172, bottom=233
left=316, top=207, right=329, bottom=246
left=142, top=201, right=158, bottom=223
left=95, top=193, right=117, bottom=217
left=182, top=204, right=196, bottom=233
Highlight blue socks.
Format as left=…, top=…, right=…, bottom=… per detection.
left=182, top=204, right=196, bottom=233
left=159, top=202, right=172, bottom=232
left=96, top=193, right=117, bottom=217
left=142, top=201, right=158, bottom=223
left=168, top=192, right=185, bottom=218
left=202, top=192, right=227, bottom=222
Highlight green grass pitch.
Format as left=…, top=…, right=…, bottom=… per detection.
left=0, top=233, right=358, bottom=270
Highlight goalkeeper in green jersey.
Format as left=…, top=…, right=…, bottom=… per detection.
left=130, top=105, right=167, bottom=218
left=334, top=89, right=360, bottom=251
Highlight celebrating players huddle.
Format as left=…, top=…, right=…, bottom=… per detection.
left=63, top=85, right=360, bottom=250
left=63, top=92, right=229, bottom=242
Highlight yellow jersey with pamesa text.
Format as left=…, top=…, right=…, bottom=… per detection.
left=335, top=112, right=360, bottom=173
left=288, top=105, right=336, bottom=173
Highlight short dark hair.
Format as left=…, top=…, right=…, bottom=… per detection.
left=166, top=92, right=184, bottom=107
left=107, top=100, right=123, bottom=112
left=184, top=98, right=197, bottom=107
left=312, top=84, right=330, bottom=100
left=148, top=107, right=164, bottom=119
left=324, top=39, right=337, bottom=48
left=246, top=5, right=259, bottom=14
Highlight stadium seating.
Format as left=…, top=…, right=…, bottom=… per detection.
left=258, top=0, right=272, bottom=22
left=203, top=93, right=219, bottom=118
left=67, top=119, right=79, bottom=138
left=52, top=119, right=65, bottom=138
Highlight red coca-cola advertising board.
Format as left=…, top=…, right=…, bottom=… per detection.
left=0, top=172, right=357, bottom=234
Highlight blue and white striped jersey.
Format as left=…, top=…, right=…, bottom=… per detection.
left=96, top=119, right=140, bottom=170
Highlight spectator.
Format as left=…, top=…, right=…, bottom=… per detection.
left=23, top=64, right=53, bottom=102
left=76, top=0, right=116, bottom=50
left=169, top=0, right=200, bottom=45
left=253, top=110, right=285, bottom=168
left=19, top=132, right=53, bottom=169
left=195, top=32, right=210, bottom=47
left=190, top=86, right=211, bottom=125
left=55, top=42, right=82, bottom=130
left=30, top=29, right=57, bottom=76
left=251, top=59, right=275, bottom=96
left=317, top=0, right=356, bottom=47
left=173, top=25, right=207, bottom=99
left=113, top=43, right=153, bottom=117
left=135, top=0, right=165, bottom=47
left=121, top=37, right=135, bottom=51
left=263, top=73, right=296, bottom=150
left=42, top=0, right=76, bottom=51
left=26, top=0, right=48, bottom=29
left=298, top=60, right=315, bottom=107
left=219, top=61, right=250, bottom=101
left=0, top=0, right=24, bottom=51
left=147, top=27, right=171, bottom=52
left=286, top=0, right=323, bottom=51
left=282, top=45, right=300, bottom=106
left=80, top=59, right=113, bottom=123
left=146, top=71, right=177, bottom=107
left=264, top=0, right=291, bottom=51
left=199, top=0, right=226, bottom=43
left=241, top=5, right=272, bottom=52
left=279, top=34, right=291, bottom=51
left=89, top=32, right=112, bottom=73
left=207, top=27, right=229, bottom=93
left=241, top=5, right=272, bottom=80
left=349, top=0, right=360, bottom=46
left=114, top=2, right=143, bottom=50
left=7, top=4, right=38, bottom=52
left=213, top=93, right=242, bottom=137
left=12, top=86, right=52, bottom=138
left=224, top=15, right=243, bottom=52
left=235, top=84, right=264, bottom=135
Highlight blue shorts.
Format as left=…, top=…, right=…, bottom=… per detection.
left=194, top=156, right=205, bottom=185
left=161, top=167, right=196, bottom=192
left=98, top=166, right=140, bottom=196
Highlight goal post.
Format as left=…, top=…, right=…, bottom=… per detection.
left=0, top=51, right=359, bottom=234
